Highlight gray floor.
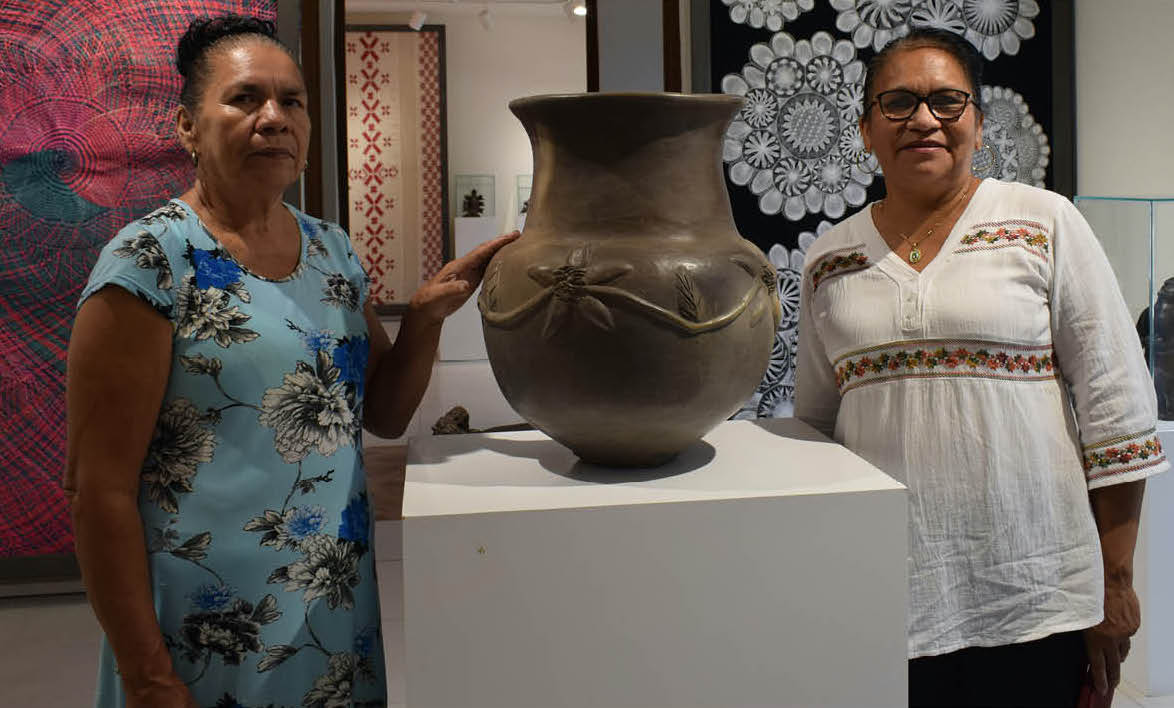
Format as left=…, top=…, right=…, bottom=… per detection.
left=2, top=519, right=1172, bottom=708
left=0, top=521, right=405, bottom=708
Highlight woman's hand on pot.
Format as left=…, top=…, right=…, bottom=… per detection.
left=408, top=230, right=520, bottom=324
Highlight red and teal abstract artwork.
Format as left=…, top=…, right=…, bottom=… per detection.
left=0, top=0, right=275, bottom=558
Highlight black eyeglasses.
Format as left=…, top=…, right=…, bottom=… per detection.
left=869, top=89, right=973, bottom=121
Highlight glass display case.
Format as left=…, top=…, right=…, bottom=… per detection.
left=1075, top=196, right=1174, bottom=419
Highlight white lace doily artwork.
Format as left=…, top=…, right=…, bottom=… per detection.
left=830, top=0, right=1039, bottom=60
left=734, top=221, right=831, bottom=419
left=954, top=0, right=1039, bottom=60
left=908, top=0, right=967, bottom=34
left=970, top=85, right=1049, bottom=186
left=830, top=0, right=915, bottom=52
left=722, top=32, right=879, bottom=220
left=722, top=0, right=816, bottom=32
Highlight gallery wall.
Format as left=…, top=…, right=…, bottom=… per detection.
left=1074, top=0, right=1174, bottom=198
left=1073, top=0, right=1174, bottom=367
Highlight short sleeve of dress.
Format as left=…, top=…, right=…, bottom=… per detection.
left=79, top=218, right=182, bottom=320
left=1049, top=196, right=1170, bottom=489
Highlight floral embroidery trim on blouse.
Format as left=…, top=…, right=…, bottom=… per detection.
left=810, top=249, right=869, bottom=291
left=956, top=219, right=1050, bottom=259
left=1083, top=428, right=1166, bottom=481
left=833, top=339, right=1058, bottom=394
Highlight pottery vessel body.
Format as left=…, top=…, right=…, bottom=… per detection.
left=479, top=93, right=779, bottom=467
left=1151, top=278, right=1174, bottom=418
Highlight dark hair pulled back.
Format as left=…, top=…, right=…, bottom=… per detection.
left=176, top=14, right=286, bottom=112
left=863, top=28, right=985, bottom=115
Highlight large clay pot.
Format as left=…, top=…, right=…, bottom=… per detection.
left=479, top=93, right=779, bottom=467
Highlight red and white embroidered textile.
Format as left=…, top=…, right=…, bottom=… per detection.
left=345, top=29, right=445, bottom=306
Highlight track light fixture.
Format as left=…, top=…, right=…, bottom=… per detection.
left=563, top=0, right=587, bottom=19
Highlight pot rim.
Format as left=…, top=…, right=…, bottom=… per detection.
left=509, top=91, right=743, bottom=111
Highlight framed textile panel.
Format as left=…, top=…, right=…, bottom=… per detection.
left=704, top=0, right=1074, bottom=419
left=0, top=0, right=276, bottom=566
left=343, top=25, right=451, bottom=315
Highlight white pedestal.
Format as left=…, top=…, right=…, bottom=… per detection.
left=403, top=418, right=908, bottom=708
left=1123, top=423, right=1174, bottom=697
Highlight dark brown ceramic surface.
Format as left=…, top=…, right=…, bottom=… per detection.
left=479, top=93, right=779, bottom=467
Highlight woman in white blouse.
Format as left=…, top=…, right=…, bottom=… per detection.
left=794, top=28, right=1165, bottom=707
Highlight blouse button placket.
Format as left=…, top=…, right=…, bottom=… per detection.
left=901, top=280, right=920, bottom=332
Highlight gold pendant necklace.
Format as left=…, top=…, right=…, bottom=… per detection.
left=880, top=180, right=975, bottom=265
left=889, top=216, right=937, bottom=264
left=906, top=234, right=929, bottom=264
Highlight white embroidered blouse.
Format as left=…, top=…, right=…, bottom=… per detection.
left=794, top=178, right=1168, bottom=658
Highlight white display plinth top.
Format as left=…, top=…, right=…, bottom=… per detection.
left=405, top=417, right=904, bottom=517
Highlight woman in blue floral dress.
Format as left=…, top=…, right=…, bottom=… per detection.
left=66, top=15, right=515, bottom=708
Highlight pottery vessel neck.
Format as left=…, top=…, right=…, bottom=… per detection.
left=510, top=92, right=743, bottom=239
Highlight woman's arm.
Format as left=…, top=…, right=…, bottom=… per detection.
left=66, top=286, right=195, bottom=708
left=362, top=231, right=519, bottom=438
left=360, top=302, right=441, bottom=439
left=1047, top=197, right=1165, bottom=697
left=1085, top=479, right=1146, bottom=696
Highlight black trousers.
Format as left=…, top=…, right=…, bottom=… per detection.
left=908, top=630, right=1088, bottom=708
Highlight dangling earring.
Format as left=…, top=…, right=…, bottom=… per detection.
left=191, top=151, right=198, bottom=167
left=970, top=144, right=999, bottom=178
left=853, top=148, right=878, bottom=173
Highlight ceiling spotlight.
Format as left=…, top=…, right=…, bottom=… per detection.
left=408, top=10, right=427, bottom=31
left=478, top=7, right=494, bottom=30
left=573, top=2, right=587, bottom=16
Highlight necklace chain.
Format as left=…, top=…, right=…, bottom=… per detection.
left=879, top=180, right=975, bottom=264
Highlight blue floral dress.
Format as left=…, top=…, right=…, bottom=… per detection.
left=80, top=200, right=386, bottom=707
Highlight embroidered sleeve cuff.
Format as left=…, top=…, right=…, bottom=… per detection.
left=1084, top=429, right=1169, bottom=488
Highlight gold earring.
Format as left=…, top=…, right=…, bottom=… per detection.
left=853, top=150, right=877, bottom=172
left=191, top=151, right=198, bottom=167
